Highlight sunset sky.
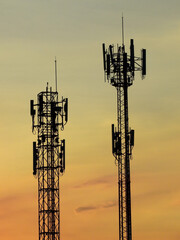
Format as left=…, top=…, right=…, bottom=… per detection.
left=0, top=1, right=180, bottom=240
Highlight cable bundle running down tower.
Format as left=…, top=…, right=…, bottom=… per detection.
left=30, top=82, right=68, bottom=240
left=102, top=25, right=146, bottom=240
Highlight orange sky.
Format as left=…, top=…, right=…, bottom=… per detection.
left=0, top=1, right=180, bottom=240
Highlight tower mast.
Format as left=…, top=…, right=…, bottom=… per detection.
left=30, top=71, right=68, bottom=240
left=102, top=23, right=146, bottom=240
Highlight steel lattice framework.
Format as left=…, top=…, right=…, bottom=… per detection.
left=102, top=37, right=146, bottom=240
left=30, top=84, right=68, bottom=240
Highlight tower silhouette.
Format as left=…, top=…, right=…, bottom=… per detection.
left=30, top=79, right=68, bottom=240
left=102, top=21, right=146, bottom=240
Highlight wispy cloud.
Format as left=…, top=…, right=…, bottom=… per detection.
left=75, top=200, right=117, bottom=213
left=0, top=191, right=34, bottom=204
left=75, top=206, right=98, bottom=213
left=73, top=174, right=115, bottom=189
left=102, top=201, right=117, bottom=208
left=0, top=192, right=35, bottom=220
left=133, top=189, right=172, bottom=201
left=0, top=195, right=19, bottom=204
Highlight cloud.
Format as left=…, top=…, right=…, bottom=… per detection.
left=0, top=195, right=19, bottom=204
left=73, top=175, right=115, bottom=189
left=75, top=206, right=98, bottom=213
left=102, top=201, right=117, bottom=208
left=0, top=192, right=35, bottom=220
left=133, top=189, right=172, bottom=201
left=75, top=200, right=117, bottom=213
left=0, top=191, right=34, bottom=204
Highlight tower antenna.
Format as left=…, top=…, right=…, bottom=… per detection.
left=122, top=14, right=125, bottom=46
left=55, top=57, right=58, bottom=92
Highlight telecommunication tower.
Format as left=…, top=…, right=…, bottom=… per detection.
left=102, top=20, right=146, bottom=240
left=30, top=65, right=68, bottom=240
